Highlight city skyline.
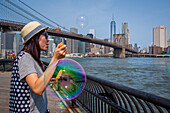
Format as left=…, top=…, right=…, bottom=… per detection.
left=3, top=0, right=170, bottom=48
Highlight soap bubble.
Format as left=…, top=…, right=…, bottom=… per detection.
left=56, top=101, right=66, bottom=112
left=44, top=59, right=86, bottom=101
left=76, top=15, right=88, bottom=28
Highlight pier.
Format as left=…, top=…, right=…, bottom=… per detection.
left=0, top=1, right=170, bottom=112
left=126, top=54, right=170, bottom=58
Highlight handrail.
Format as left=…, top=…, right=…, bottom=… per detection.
left=83, top=87, right=131, bottom=113
left=87, top=75, right=170, bottom=109
left=75, top=75, right=170, bottom=113
left=0, top=59, right=13, bottom=71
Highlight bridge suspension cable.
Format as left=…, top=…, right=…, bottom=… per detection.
left=0, top=0, right=80, bottom=34
left=5, top=0, right=56, bottom=28
left=18, top=0, right=70, bottom=32
left=0, top=3, right=33, bottom=21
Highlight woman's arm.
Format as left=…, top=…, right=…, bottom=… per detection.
left=25, top=45, right=67, bottom=95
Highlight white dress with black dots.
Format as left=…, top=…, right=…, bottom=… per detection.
left=9, top=52, right=50, bottom=113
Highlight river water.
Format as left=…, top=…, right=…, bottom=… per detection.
left=41, top=57, right=170, bottom=99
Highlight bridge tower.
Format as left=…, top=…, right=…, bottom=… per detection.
left=113, top=34, right=125, bottom=58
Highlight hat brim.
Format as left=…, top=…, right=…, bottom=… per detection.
left=23, top=27, right=48, bottom=45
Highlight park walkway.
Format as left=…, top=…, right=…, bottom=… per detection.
left=0, top=72, right=81, bottom=113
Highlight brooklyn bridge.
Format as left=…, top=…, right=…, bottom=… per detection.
left=0, top=0, right=137, bottom=58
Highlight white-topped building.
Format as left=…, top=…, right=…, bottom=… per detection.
left=153, top=25, right=167, bottom=49
left=122, top=23, right=129, bottom=45
left=89, top=29, right=96, bottom=39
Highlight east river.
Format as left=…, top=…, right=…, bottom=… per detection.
left=41, top=57, right=170, bottom=99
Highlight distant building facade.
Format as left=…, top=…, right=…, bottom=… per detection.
left=167, top=39, right=170, bottom=47
left=134, top=43, right=138, bottom=51
left=127, top=29, right=130, bottom=46
left=85, top=34, right=93, bottom=53
left=122, top=23, right=129, bottom=45
left=78, top=41, right=85, bottom=54
left=149, top=25, right=167, bottom=54
left=1, top=32, right=23, bottom=58
left=89, top=29, right=95, bottom=38
left=149, top=45, right=162, bottom=54
left=48, top=38, right=55, bottom=56
left=87, top=33, right=93, bottom=38
left=51, top=36, right=65, bottom=46
left=140, top=48, right=148, bottom=54
left=153, top=25, right=167, bottom=49
left=89, top=29, right=97, bottom=53
left=103, top=39, right=110, bottom=54
left=67, top=27, right=78, bottom=53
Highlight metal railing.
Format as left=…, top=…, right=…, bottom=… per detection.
left=0, top=59, right=13, bottom=71
left=75, top=75, right=170, bottom=113
left=42, top=61, right=170, bottom=113
left=1, top=59, right=170, bottom=113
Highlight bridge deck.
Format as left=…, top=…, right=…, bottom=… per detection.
left=0, top=72, right=81, bottom=113
left=0, top=19, right=138, bottom=54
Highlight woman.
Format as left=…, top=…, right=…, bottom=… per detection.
left=9, top=21, right=67, bottom=113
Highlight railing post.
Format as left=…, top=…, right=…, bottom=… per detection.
left=3, top=61, right=5, bottom=71
left=70, top=99, right=77, bottom=108
left=102, top=85, right=119, bottom=113
left=0, top=27, right=3, bottom=58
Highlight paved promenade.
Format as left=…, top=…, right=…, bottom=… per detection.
left=0, top=72, right=80, bottom=113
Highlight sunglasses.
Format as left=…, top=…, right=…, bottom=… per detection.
left=42, top=32, right=48, bottom=39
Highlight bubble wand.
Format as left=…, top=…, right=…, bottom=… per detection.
left=51, top=69, right=74, bottom=113
left=52, top=87, right=74, bottom=113
left=50, top=69, right=73, bottom=113
left=51, top=70, right=63, bottom=89
left=58, top=42, right=69, bottom=54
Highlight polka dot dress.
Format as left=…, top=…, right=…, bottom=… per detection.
left=9, top=52, right=50, bottom=113
left=9, top=52, right=30, bottom=113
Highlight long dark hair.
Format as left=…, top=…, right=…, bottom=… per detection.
left=14, top=30, right=45, bottom=71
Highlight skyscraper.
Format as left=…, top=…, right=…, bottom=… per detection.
left=122, top=23, right=129, bottom=45
left=51, top=36, right=65, bottom=46
left=104, top=39, right=110, bottom=54
left=153, top=25, right=167, bottom=49
left=67, top=27, right=78, bottom=53
left=167, top=39, right=170, bottom=47
left=134, top=43, right=138, bottom=51
left=78, top=41, right=85, bottom=54
left=89, top=29, right=98, bottom=49
left=89, top=29, right=95, bottom=38
left=48, top=38, right=55, bottom=56
left=85, top=34, right=93, bottom=53
left=110, top=16, right=116, bottom=42
left=1, top=32, right=23, bottom=58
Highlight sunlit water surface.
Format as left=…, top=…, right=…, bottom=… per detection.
left=41, top=57, right=170, bottom=99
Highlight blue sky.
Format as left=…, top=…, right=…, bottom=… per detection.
left=23, top=0, right=170, bottom=48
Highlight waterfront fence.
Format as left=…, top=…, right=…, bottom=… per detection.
left=76, top=75, right=170, bottom=113
left=43, top=61, right=170, bottom=113
left=0, top=59, right=13, bottom=71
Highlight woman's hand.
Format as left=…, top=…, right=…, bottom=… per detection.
left=53, top=44, right=67, bottom=60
